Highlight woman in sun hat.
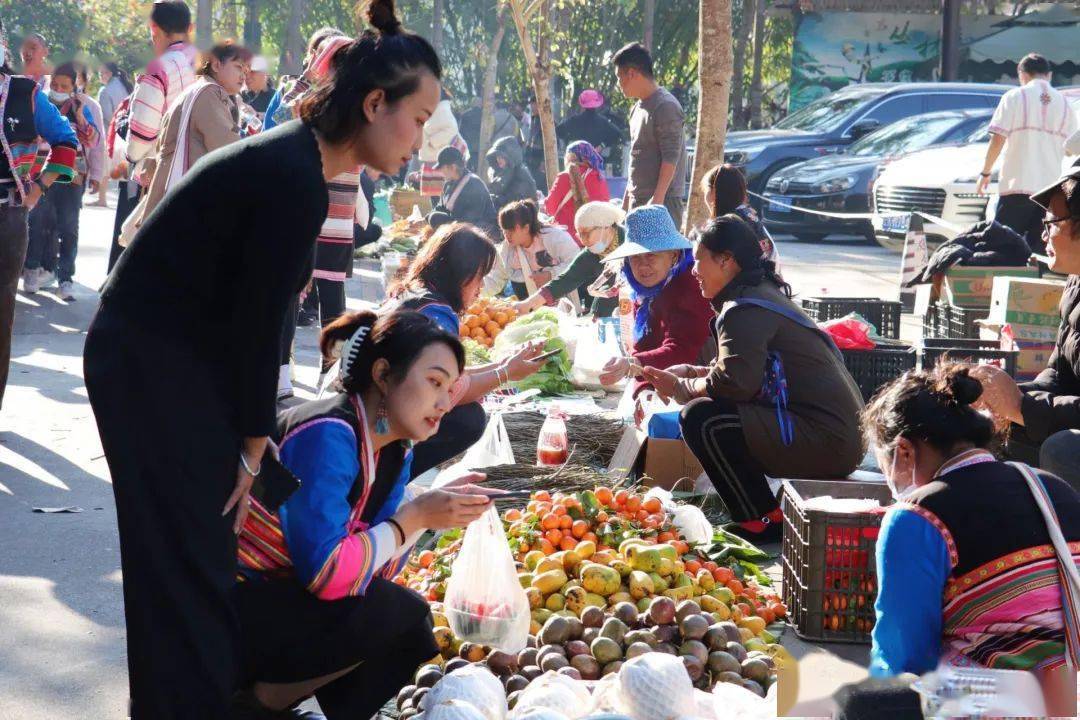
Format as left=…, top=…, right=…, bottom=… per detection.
left=597, top=204, right=713, bottom=383
left=512, top=200, right=625, bottom=318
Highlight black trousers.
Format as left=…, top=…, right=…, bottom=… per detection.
left=107, top=180, right=141, bottom=273
left=833, top=677, right=923, bottom=720
left=281, top=295, right=299, bottom=367
left=233, top=577, right=438, bottom=719
left=996, top=193, right=1045, bottom=253
left=0, top=204, right=28, bottom=410
left=410, top=401, right=487, bottom=479
left=84, top=304, right=240, bottom=719
left=25, top=180, right=83, bottom=282
left=679, top=397, right=779, bottom=523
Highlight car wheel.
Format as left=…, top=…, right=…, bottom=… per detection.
left=873, top=233, right=907, bottom=253
left=793, top=233, right=826, bottom=243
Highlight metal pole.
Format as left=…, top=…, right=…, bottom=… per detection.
left=940, top=0, right=961, bottom=81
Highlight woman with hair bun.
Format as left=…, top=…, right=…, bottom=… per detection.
left=848, top=363, right=1080, bottom=717
left=83, top=1, right=444, bottom=714
left=234, top=310, right=500, bottom=718
left=641, top=214, right=863, bottom=544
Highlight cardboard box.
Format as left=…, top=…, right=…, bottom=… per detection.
left=988, top=276, right=1065, bottom=328
left=607, top=422, right=704, bottom=492
left=941, top=266, right=1039, bottom=308
left=1000, top=325, right=1057, bottom=381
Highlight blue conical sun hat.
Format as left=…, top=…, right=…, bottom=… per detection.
left=602, top=204, right=691, bottom=263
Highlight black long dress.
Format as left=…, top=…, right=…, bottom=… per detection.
left=83, top=120, right=328, bottom=719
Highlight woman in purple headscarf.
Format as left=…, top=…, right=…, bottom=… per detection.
left=543, top=140, right=610, bottom=244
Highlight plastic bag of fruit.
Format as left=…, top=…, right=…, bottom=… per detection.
left=614, top=653, right=698, bottom=720
left=422, top=665, right=508, bottom=720
left=509, top=671, right=591, bottom=719
left=444, top=505, right=531, bottom=653
left=643, top=488, right=713, bottom=546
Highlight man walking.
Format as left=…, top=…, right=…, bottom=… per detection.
left=978, top=53, right=1078, bottom=253
left=612, top=42, right=687, bottom=226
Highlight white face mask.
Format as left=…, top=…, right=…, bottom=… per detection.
left=887, top=445, right=917, bottom=501
left=587, top=229, right=611, bottom=255
left=49, top=90, right=71, bottom=104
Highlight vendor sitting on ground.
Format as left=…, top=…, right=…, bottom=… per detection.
left=641, top=215, right=863, bottom=543
left=235, top=310, right=503, bottom=720
left=384, top=222, right=545, bottom=478
left=856, top=363, right=1080, bottom=717
left=597, top=204, right=714, bottom=384
left=486, top=135, right=538, bottom=210
left=511, top=201, right=625, bottom=319
left=484, top=199, right=581, bottom=300
left=973, top=166, right=1080, bottom=491
left=426, top=146, right=498, bottom=236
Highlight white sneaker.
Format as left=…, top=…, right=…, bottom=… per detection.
left=21, top=268, right=39, bottom=293
left=37, top=269, right=57, bottom=289
left=277, top=365, right=294, bottom=401
left=58, top=281, right=75, bottom=301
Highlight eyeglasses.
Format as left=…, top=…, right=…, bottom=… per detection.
left=1041, top=214, right=1075, bottom=233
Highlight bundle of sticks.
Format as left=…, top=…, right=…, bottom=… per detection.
left=499, top=411, right=625, bottom=469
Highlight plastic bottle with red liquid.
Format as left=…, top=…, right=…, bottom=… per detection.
left=536, top=406, right=569, bottom=467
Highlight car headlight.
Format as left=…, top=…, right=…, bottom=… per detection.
left=765, top=175, right=786, bottom=191
left=724, top=146, right=764, bottom=166
left=813, top=175, right=856, bottom=194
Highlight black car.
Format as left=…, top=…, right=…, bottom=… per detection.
left=723, top=82, right=1009, bottom=206
left=760, top=109, right=992, bottom=242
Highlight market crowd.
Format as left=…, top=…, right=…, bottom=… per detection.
left=0, top=0, right=1079, bottom=717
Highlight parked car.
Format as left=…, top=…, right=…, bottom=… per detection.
left=723, top=82, right=1010, bottom=207
left=760, top=109, right=991, bottom=243
left=872, top=94, right=1080, bottom=251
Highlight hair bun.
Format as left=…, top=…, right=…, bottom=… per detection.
left=939, top=365, right=984, bottom=406
left=366, top=0, right=403, bottom=35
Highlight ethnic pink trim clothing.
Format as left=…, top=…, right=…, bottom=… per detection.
left=313, top=169, right=363, bottom=282
left=988, top=79, right=1078, bottom=196
left=126, top=41, right=197, bottom=167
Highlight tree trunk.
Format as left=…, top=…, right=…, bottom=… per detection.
left=243, top=0, right=262, bottom=53
left=477, top=9, right=508, bottom=180
left=643, top=0, right=656, bottom=51
left=432, top=0, right=444, bottom=54
left=279, top=0, right=306, bottom=75
left=196, top=0, right=214, bottom=49
left=685, top=0, right=733, bottom=233
left=507, top=0, right=559, bottom=186
left=223, top=0, right=238, bottom=41
left=748, top=0, right=766, bottom=129
left=730, top=0, right=749, bottom=129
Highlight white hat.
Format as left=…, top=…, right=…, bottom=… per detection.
left=574, top=201, right=625, bottom=230
left=249, top=55, right=269, bottom=73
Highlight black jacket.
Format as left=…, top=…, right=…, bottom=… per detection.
left=908, top=220, right=1032, bottom=287
left=433, top=173, right=498, bottom=235
left=556, top=108, right=625, bottom=150
left=1020, top=275, right=1080, bottom=440
left=486, top=136, right=537, bottom=210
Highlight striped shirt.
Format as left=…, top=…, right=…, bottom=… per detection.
left=126, top=41, right=197, bottom=166
left=313, top=168, right=363, bottom=282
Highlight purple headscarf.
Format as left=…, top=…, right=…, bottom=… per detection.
left=566, top=140, right=605, bottom=176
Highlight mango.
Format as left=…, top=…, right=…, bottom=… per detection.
left=532, top=568, right=569, bottom=595
left=591, top=550, right=617, bottom=566
left=637, top=597, right=652, bottom=613
left=526, top=587, right=542, bottom=609
left=649, top=572, right=669, bottom=593
left=575, top=540, right=596, bottom=559
left=619, top=538, right=650, bottom=555
left=524, top=550, right=546, bottom=571
left=431, top=610, right=449, bottom=628
left=581, top=564, right=622, bottom=596
left=529, top=619, right=542, bottom=635
left=673, top=560, right=686, bottom=575
left=561, top=550, right=584, bottom=573
left=674, top=573, right=695, bottom=590
left=699, top=595, right=729, bottom=617
left=627, top=546, right=663, bottom=573
left=610, top=559, right=632, bottom=578
left=629, top=571, right=655, bottom=600
left=584, top=592, right=608, bottom=608
left=564, top=586, right=588, bottom=615
left=657, top=557, right=675, bottom=577
left=663, top=584, right=695, bottom=602
left=607, top=591, right=634, bottom=607
left=745, top=638, right=768, bottom=653
left=738, top=627, right=754, bottom=643
left=546, top=593, right=566, bottom=612
left=518, top=573, right=534, bottom=589
left=531, top=608, right=553, bottom=625
left=738, top=615, right=767, bottom=636
left=710, top=587, right=736, bottom=605
left=536, top=557, right=563, bottom=575
left=656, top=544, right=679, bottom=562
left=696, top=570, right=716, bottom=591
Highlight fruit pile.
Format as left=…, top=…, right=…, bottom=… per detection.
left=395, top=487, right=789, bottom=712
left=460, top=298, right=518, bottom=348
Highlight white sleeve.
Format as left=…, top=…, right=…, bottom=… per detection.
left=989, top=92, right=1013, bottom=137
left=483, top=244, right=512, bottom=296
left=547, top=227, right=581, bottom=273
left=1066, top=127, right=1080, bottom=157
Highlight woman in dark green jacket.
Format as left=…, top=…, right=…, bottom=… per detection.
left=510, top=201, right=624, bottom=318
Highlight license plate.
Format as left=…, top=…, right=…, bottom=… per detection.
left=768, top=196, right=792, bottom=213
left=882, top=213, right=910, bottom=233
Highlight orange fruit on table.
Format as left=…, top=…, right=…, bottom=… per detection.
left=559, top=536, right=578, bottom=551
left=684, top=559, right=702, bottom=575
left=571, top=520, right=589, bottom=539
left=504, top=508, right=522, bottom=521
left=643, top=497, right=662, bottom=514
left=534, top=490, right=552, bottom=502
left=559, top=515, right=572, bottom=530
left=541, top=513, right=560, bottom=530
left=703, top=561, right=719, bottom=572
left=657, top=531, right=675, bottom=543
left=494, top=311, right=509, bottom=325
left=484, top=321, right=500, bottom=335
left=552, top=504, right=567, bottom=517
left=582, top=532, right=598, bottom=544
left=614, top=489, right=629, bottom=506
left=726, top=578, right=744, bottom=595
left=758, top=607, right=775, bottom=624
left=595, top=487, right=613, bottom=506
left=625, top=495, right=642, bottom=513
left=713, top=567, right=734, bottom=584
left=545, top=529, right=563, bottom=545
left=418, top=550, right=435, bottom=569
left=770, top=602, right=788, bottom=619
left=596, top=511, right=609, bottom=523
left=673, top=540, right=690, bottom=555
left=635, top=509, right=649, bottom=522
left=538, top=538, right=555, bottom=555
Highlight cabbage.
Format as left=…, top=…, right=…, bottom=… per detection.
left=463, top=338, right=492, bottom=366
left=492, top=312, right=573, bottom=396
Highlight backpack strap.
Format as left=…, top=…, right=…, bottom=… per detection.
left=719, top=297, right=844, bottom=362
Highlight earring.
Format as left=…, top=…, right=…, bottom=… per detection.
left=375, top=399, right=390, bottom=435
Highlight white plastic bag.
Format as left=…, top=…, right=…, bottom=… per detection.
left=571, top=321, right=621, bottom=390
left=444, top=505, right=531, bottom=653
left=436, top=413, right=515, bottom=486
left=509, top=671, right=591, bottom=719
left=615, top=652, right=697, bottom=720
left=426, top=699, right=490, bottom=720
left=422, top=665, right=507, bottom=720
left=644, top=487, right=714, bottom=546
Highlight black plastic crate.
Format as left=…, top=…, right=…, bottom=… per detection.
left=944, top=304, right=988, bottom=340
left=920, top=338, right=1018, bottom=376
left=781, top=479, right=893, bottom=643
left=921, top=304, right=943, bottom=339
left=802, top=297, right=902, bottom=340
left=841, top=343, right=917, bottom=401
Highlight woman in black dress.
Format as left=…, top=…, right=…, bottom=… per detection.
left=82, top=1, right=442, bottom=717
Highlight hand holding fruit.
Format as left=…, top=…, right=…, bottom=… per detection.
left=599, top=356, right=630, bottom=386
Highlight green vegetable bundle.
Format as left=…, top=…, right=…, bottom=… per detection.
left=493, top=310, right=574, bottom=395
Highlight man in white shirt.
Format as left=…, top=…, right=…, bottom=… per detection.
left=978, top=53, right=1079, bottom=253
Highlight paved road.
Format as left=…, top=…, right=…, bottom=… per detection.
left=0, top=198, right=901, bottom=718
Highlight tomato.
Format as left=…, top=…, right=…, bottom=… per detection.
left=642, top=497, right=662, bottom=514
left=726, top=578, right=744, bottom=595
left=538, top=538, right=556, bottom=555
left=504, top=508, right=522, bottom=522
left=595, top=487, right=614, bottom=506
left=534, top=490, right=551, bottom=502
left=703, top=561, right=718, bottom=573
left=552, top=504, right=568, bottom=517
left=758, top=607, right=775, bottom=624
left=712, top=567, right=733, bottom=584
left=673, top=541, right=690, bottom=556
left=559, top=515, right=572, bottom=530
left=657, top=531, right=675, bottom=543
left=418, top=550, right=435, bottom=569
left=545, top=529, right=563, bottom=545
left=636, top=509, right=650, bottom=522
left=571, top=520, right=589, bottom=539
